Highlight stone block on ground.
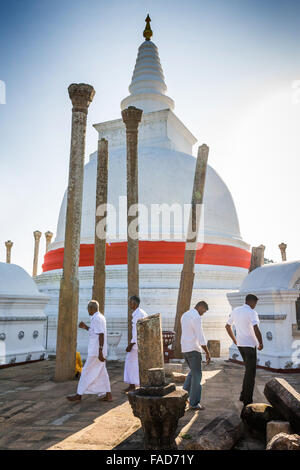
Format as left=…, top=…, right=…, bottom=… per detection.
left=241, top=403, right=283, bottom=434
left=164, top=363, right=183, bottom=376
left=207, top=340, right=220, bottom=358
left=266, top=421, right=292, bottom=443
left=264, top=377, right=300, bottom=433
left=266, top=432, right=300, bottom=450
left=171, top=372, right=187, bottom=383
left=184, top=412, right=242, bottom=450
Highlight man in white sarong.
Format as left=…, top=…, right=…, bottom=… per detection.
left=123, top=295, right=148, bottom=392
left=67, top=300, right=112, bottom=402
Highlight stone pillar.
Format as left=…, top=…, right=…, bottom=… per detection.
left=137, top=313, right=165, bottom=387
left=93, top=138, right=108, bottom=313
left=121, top=106, right=143, bottom=343
left=249, top=244, right=265, bottom=272
left=55, top=83, right=95, bottom=382
left=174, top=144, right=209, bottom=357
left=5, top=240, right=13, bottom=263
left=279, top=242, right=287, bottom=262
left=45, top=231, right=53, bottom=253
left=32, top=231, right=42, bottom=276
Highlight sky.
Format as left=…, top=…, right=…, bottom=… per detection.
left=0, top=0, right=300, bottom=275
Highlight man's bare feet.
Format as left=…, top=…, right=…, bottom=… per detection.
left=99, top=392, right=113, bottom=402
left=67, top=394, right=81, bottom=402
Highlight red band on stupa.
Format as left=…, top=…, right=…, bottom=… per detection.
left=42, top=241, right=251, bottom=272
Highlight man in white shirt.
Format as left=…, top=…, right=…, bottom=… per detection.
left=123, top=295, right=148, bottom=393
left=225, top=293, right=263, bottom=406
left=181, top=301, right=211, bottom=411
left=67, top=300, right=112, bottom=402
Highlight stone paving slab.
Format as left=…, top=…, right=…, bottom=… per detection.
left=0, top=358, right=299, bottom=450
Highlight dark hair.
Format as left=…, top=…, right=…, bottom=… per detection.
left=130, top=295, right=140, bottom=306
left=245, top=294, right=259, bottom=303
left=195, top=300, right=209, bottom=311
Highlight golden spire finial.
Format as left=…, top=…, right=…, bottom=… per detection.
left=143, top=14, right=153, bottom=41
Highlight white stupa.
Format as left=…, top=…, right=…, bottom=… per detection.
left=35, top=17, right=251, bottom=357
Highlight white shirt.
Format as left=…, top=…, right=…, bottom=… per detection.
left=131, top=307, right=148, bottom=351
left=181, top=308, right=207, bottom=353
left=88, top=311, right=107, bottom=357
left=227, top=304, right=260, bottom=348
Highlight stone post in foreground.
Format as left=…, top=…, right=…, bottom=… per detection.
left=128, top=312, right=188, bottom=450
left=137, top=313, right=165, bottom=387
left=93, top=138, right=108, bottom=313
left=279, top=242, right=287, bottom=262
left=5, top=240, right=13, bottom=263
left=55, top=83, right=95, bottom=382
left=45, top=231, right=53, bottom=253
left=174, top=144, right=209, bottom=357
left=32, top=230, right=42, bottom=276
left=121, top=106, right=143, bottom=343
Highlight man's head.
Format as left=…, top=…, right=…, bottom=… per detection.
left=245, top=294, right=259, bottom=309
left=87, top=300, right=99, bottom=315
left=195, top=300, right=209, bottom=316
left=129, top=295, right=140, bottom=311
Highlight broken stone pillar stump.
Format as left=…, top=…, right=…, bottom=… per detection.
left=266, top=432, right=300, bottom=450
left=137, top=313, right=164, bottom=387
left=207, top=340, right=220, bottom=358
left=184, top=412, right=242, bottom=450
left=266, top=420, right=292, bottom=443
left=171, top=372, right=187, bottom=383
left=264, top=378, right=300, bottom=433
left=128, top=384, right=188, bottom=450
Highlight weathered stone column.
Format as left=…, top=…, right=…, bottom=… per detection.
left=279, top=242, right=287, bottom=262
left=5, top=240, right=13, bottom=263
left=249, top=244, right=265, bottom=272
left=93, top=138, right=108, bottom=313
left=137, top=313, right=165, bottom=387
left=55, top=83, right=95, bottom=382
left=45, top=231, right=53, bottom=253
left=32, top=230, right=42, bottom=276
left=121, top=106, right=143, bottom=343
left=174, top=144, right=209, bottom=357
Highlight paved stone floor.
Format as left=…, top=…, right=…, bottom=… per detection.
left=0, top=358, right=299, bottom=450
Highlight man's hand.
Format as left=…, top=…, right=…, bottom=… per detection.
left=126, top=343, right=134, bottom=353
left=98, top=349, right=105, bottom=362
left=205, top=352, right=211, bottom=365
left=258, top=343, right=264, bottom=351
left=79, top=321, right=88, bottom=330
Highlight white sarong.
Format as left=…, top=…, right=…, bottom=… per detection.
left=124, top=348, right=140, bottom=386
left=77, top=355, right=111, bottom=396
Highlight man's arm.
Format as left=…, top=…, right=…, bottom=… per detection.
left=254, top=325, right=263, bottom=350
left=225, top=324, right=237, bottom=345
left=195, top=318, right=210, bottom=364
left=201, top=344, right=211, bottom=365
left=98, top=333, right=105, bottom=361
left=79, top=321, right=89, bottom=331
